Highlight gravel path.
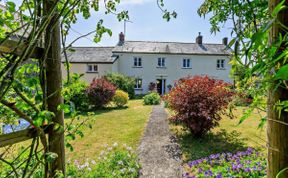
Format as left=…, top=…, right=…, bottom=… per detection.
left=138, top=104, right=182, bottom=178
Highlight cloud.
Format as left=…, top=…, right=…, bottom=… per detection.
left=120, top=0, right=153, bottom=5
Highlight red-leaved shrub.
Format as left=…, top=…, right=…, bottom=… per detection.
left=164, top=76, right=234, bottom=137
left=87, top=78, right=116, bottom=108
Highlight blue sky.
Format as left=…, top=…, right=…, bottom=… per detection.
left=13, top=0, right=233, bottom=47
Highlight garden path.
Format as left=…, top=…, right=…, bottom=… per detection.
left=138, top=104, right=182, bottom=178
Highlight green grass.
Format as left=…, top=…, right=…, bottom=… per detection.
left=168, top=107, right=267, bottom=162
left=66, top=99, right=152, bottom=160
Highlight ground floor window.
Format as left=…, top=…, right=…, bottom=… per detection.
left=135, top=78, right=142, bottom=89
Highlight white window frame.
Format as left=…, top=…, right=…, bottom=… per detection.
left=133, top=57, right=142, bottom=67
left=157, top=57, right=165, bottom=67
left=135, top=78, right=143, bottom=89
left=217, top=59, right=225, bottom=69
left=182, top=58, right=191, bottom=68
left=87, top=64, right=98, bottom=73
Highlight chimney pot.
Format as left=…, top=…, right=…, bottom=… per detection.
left=196, top=32, right=203, bottom=45
left=223, top=37, right=228, bottom=46
left=119, top=32, right=125, bottom=43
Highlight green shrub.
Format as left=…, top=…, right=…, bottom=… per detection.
left=104, top=73, right=135, bottom=99
left=63, top=74, right=89, bottom=112
left=113, top=90, right=129, bottom=107
left=67, top=143, right=140, bottom=178
left=143, top=92, right=161, bottom=105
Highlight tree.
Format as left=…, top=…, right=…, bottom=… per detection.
left=198, top=0, right=288, bottom=177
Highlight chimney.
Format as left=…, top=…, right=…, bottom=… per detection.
left=119, top=32, right=125, bottom=44
left=196, top=32, right=203, bottom=45
left=222, top=37, right=228, bottom=46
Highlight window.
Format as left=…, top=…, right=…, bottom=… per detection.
left=157, top=57, right=165, bottom=67
left=183, top=59, right=191, bottom=68
left=87, top=64, right=98, bottom=72
left=135, top=78, right=142, bottom=89
left=133, top=57, right=142, bottom=67
left=217, top=59, right=225, bottom=69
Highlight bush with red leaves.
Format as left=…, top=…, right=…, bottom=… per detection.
left=164, top=76, right=234, bottom=137
left=87, top=78, right=116, bottom=108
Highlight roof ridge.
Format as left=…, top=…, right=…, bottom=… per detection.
left=71, top=46, right=115, bottom=48
left=125, top=40, right=225, bottom=45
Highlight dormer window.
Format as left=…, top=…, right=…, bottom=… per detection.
left=133, top=57, right=142, bottom=67
left=182, top=59, right=191, bottom=68
left=217, top=59, right=225, bottom=69
left=87, top=64, right=98, bottom=73
left=157, top=58, right=165, bottom=67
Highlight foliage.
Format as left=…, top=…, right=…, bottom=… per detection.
left=104, top=73, right=135, bottom=99
left=164, top=76, right=234, bottom=137
left=182, top=148, right=266, bottom=178
left=66, top=143, right=140, bottom=178
left=86, top=78, right=116, bottom=109
left=63, top=74, right=89, bottom=112
left=112, top=90, right=129, bottom=107
left=143, top=92, right=161, bottom=105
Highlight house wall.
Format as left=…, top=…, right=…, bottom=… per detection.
left=61, top=63, right=114, bottom=84
left=115, top=53, right=232, bottom=95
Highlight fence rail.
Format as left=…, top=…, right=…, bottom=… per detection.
left=0, top=126, right=50, bottom=148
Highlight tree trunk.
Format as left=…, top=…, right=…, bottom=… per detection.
left=267, top=0, right=288, bottom=177
left=44, top=1, right=65, bottom=176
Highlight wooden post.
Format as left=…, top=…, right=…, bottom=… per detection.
left=44, top=1, right=65, bottom=176
left=267, top=0, right=288, bottom=177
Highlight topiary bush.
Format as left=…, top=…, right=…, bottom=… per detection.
left=164, top=76, right=234, bottom=137
left=87, top=78, right=116, bottom=109
left=62, top=74, right=90, bottom=112
left=143, top=92, right=161, bottom=105
left=104, top=73, right=135, bottom=99
left=113, top=90, right=129, bottom=107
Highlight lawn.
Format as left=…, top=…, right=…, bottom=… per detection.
left=66, top=99, right=152, bottom=160
left=168, top=107, right=267, bottom=162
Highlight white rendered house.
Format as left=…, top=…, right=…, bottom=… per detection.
left=61, top=33, right=232, bottom=95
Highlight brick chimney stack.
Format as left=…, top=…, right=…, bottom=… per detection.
left=196, top=32, right=203, bottom=45
left=222, top=37, right=228, bottom=46
left=119, top=32, right=125, bottom=44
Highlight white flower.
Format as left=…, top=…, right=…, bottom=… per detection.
left=87, top=167, right=92, bottom=171
left=100, top=150, right=105, bottom=156
left=107, top=147, right=112, bottom=151
left=91, top=160, right=96, bottom=165
left=126, top=146, right=132, bottom=151
left=113, top=142, right=118, bottom=147
left=117, top=161, right=123, bottom=165
left=129, top=168, right=135, bottom=173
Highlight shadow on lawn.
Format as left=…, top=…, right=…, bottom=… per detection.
left=177, top=129, right=248, bottom=162
left=73, top=106, right=129, bottom=117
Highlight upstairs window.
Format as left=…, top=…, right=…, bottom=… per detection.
left=217, top=59, right=225, bottom=69
left=135, top=78, right=143, bottom=89
left=157, top=57, right=165, bottom=67
left=183, top=59, right=191, bottom=68
left=133, top=57, right=142, bottom=67
left=87, top=64, right=98, bottom=72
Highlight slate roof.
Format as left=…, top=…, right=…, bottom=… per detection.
left=113, top=41, right=231, bottom=56
left=62, top=47, right=117, bottom=63
left=63, top=41, right=231, bottom=63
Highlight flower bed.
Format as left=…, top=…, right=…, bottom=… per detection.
left=67, top=143, right=140, bottom=178
left=182, top=148, right=266, bottom=178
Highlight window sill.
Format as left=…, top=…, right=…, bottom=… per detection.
left=156, top=66, right=166, bottom=69
left=132, top=66, right=143, bottom=68
left=182, top=67, right=192, bottom=69
left=86, top=71, right=99, bottom=73
left=134, top=88, right=143, bottom=90
left=216, top=68, right=226, bottom=70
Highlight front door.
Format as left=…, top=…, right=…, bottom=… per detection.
left=156, top=79, right=166, bottom=95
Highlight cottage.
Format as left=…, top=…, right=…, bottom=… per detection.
left=61, top=32, right=232, bottom=95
